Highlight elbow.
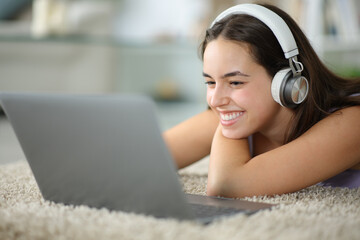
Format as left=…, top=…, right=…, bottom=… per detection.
left=206, top=182, right=220, bottom=197
left=206, top=177, right=237, bottom=198
left=206, top=170, right=255, bottom=198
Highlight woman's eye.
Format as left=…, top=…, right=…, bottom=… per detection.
left=205, top=81, right=216, bottom=86
left=230, top=81, right=244, bottom=86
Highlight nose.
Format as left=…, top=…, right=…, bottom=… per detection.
left=208, top=85, right=230, bottom=108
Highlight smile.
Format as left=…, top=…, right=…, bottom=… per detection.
left=219, top=111, right=244, bottom=125
left=220, top=111, right=244, bottom=121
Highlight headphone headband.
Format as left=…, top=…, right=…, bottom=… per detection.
left=210, top=4, right=299, bottom=59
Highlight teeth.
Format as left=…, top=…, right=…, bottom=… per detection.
left=220, top=112, right=242, bottom=121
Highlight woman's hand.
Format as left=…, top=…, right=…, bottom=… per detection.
left=207, top=124, right=251, bottom=197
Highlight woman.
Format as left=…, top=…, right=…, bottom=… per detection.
left=163, top=3, right=360, bottom=198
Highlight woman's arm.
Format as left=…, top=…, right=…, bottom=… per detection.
left=163, top=109, right=218, bottom=169
left=207, top=124, right=251, bottom=196
left=207, top=106, right=360, bottom=198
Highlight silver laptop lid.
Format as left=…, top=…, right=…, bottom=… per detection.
left=0, top=93, right=194, bottom=220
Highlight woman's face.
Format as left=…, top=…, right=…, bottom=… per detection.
left=203, top=37, right=286, bottom=139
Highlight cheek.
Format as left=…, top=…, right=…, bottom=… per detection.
left=253, top=92, right=274, bottom=109
left=231, top=90, right=253, bottom=108
left=249, top=82, right=274, bottom=109
left=241, top=84, right=278, bottom=119
left=251, top=95, right=280, bottom=127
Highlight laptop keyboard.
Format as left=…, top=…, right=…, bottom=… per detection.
left=189, top=203, right=245, bottom=219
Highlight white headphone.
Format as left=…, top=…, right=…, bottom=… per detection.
left=210, top=4, right=309, bottom=108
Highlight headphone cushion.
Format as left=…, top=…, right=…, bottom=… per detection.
left=271, top=68, right=292, bottom=107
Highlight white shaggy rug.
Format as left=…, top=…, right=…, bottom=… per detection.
left=1, top=160, right=360, bottom=240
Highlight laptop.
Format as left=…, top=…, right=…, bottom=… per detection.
left=0, top=92, right=275, bottom=224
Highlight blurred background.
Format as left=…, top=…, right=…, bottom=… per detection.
left=0, top=0, right=359, bottom=163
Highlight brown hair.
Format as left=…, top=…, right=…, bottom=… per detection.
left=200, top=4, right=360, bottom=143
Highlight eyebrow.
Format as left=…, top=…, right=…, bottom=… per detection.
left=202, top=71, right=250, bottom=79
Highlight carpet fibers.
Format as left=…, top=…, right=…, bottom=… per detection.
left=1, top=161, right=359, bottom=240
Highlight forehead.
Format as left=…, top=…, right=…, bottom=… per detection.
left=203, top=37, right=258, bottom=71
left=204, top=37, right=251, bottom=56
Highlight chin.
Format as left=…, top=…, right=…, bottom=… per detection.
left=221, top=128, right=249, bottom=140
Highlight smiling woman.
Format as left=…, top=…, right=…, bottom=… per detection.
left=203, top=38, right=289, bottom=140
left=163, top=3, right=360, bottom=198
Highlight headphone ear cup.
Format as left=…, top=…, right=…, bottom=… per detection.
left=283, top=75, right=309, bottom=107
left=271, top=68, right=292, bottom=107
left=271, top=68, right=309, bottom=108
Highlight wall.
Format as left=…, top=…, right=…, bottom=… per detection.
left=0, top=40, right=116, bottom=94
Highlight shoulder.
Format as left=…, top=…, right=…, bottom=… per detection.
left=307, top=105, right=360, bottom=137
left=329, top=105, right=360, bottom=118
left=300, top=105, right=360, bottom=149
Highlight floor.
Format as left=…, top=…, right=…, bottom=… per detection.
left=0, top=101, right=207, bottom=165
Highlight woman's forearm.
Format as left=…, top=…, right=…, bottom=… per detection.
left=207, top=124, right=251, bottom=197
left=163, top=110, right=218, bottom=169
